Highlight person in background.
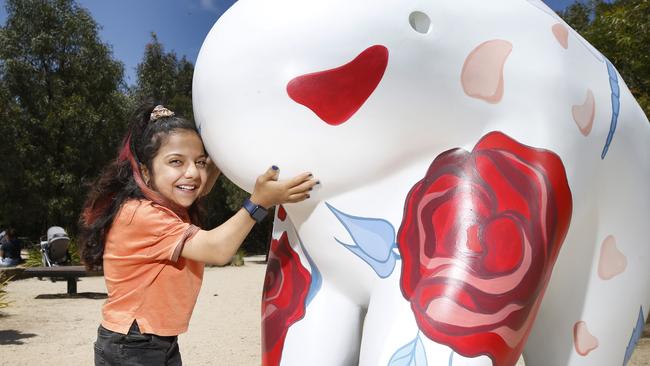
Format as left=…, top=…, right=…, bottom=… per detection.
left=0, top=228, right=23, bottom=267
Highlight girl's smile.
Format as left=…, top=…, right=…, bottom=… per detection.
left=143, top=130, right=209, bottom=208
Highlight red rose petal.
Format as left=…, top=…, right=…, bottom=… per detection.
left=482, top=217, right=524, bottom=273
left=262, top=232, right=311, bottom=366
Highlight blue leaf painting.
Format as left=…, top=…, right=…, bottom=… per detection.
left=623, top=306, right=646, bottom=366
left=601, top=59, right=620, bottom=159
left=297, top=233, right=322, bottom=306
left=325, top=202, right=398, bottom=278
left=388, top=333, right=428, bottom=366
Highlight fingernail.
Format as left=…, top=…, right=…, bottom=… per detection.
left=309, top=187, right=313, bottom=191
left=315, top=181, right=321, bottom=185
left=272, top=165, right=279, bottom=170
left=307, top=194, right=311, bottom=199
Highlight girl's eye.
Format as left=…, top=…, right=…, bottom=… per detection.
left=169, top=159, right=182, bottom=166
left=196, top=160, right=207, bottom=168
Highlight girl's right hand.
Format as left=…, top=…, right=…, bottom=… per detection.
left=249, top=166, right=317, bottom=208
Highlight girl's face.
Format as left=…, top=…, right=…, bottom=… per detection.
left=143, top=130, right=209, bottom=209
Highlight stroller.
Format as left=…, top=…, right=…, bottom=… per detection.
left=39, top=226, right=71, bottom=267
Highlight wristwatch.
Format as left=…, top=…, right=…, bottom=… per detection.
left=242, top=198, right=269, bottom=223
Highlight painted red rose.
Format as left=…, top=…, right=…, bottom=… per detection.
left=398, top=131, right=572, bottom=366
left=261, top=231, right=311, bottom=366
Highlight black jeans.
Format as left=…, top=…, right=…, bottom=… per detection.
left=94, top=321, right=182, bottom=365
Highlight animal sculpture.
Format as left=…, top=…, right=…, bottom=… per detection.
left=193, top=1, right=650, bottom=365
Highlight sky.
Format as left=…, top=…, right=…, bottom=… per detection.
left=0, top=0, right=578, bottom=86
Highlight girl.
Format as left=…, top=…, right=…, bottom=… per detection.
left=79, top=102, right=316, bottom=365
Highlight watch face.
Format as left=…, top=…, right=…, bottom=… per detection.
left=252, top=207, right=268, bottom=222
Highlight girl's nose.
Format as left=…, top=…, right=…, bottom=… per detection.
left=185, top=163, right=199, bottom=178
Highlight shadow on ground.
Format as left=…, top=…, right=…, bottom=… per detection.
left=0, top=329, right=37, bottom=345
left=247, top=260, right=267, bottom=264
left=35, top=292, right=107, bottom=300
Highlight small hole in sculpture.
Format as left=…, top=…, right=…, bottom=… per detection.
left=409, top=11, right=431, bottom=34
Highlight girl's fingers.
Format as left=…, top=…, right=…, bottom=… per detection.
left=260, top=166, right=280, bottom=182
left=288, top=179, right=317, bottom=195
left=269, top=166, right=280, bottom=181
left=286, top=192, right=310, bottom=203
left=286, top=172, right=313, bottom=187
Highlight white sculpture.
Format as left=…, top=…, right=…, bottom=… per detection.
left=193, top=1, right=650, bottom=365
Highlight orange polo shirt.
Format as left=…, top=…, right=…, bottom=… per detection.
left=101, top=199, right=204, bottom=336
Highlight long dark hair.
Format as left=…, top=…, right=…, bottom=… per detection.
left=78, top=101, right=205, bottom=269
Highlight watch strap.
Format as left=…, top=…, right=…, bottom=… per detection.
left=243, top=198, right=268, bottom=223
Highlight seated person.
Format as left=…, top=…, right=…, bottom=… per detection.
left=0, top=228, right=23, bottom=267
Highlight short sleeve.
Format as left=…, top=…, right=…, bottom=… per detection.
left=110, top=200, right=200, bottom=263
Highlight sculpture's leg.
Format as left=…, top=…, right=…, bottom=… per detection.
left=263, top=212, right=365, bottom=366
left=278, top=283, right=365, bottom=366
left=521, top=210, right=600, bottom=366
left=524, top=134, right=650, bottom=366
left=358, top=276, right=498, bottom=366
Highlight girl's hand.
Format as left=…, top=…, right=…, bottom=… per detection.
left=249, top=166, right=317, bottom=208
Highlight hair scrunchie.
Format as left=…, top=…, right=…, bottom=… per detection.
left=150, top=105, right=175, bottom=122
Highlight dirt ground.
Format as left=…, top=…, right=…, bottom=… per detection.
left=1, top=260, right=648, bottom=365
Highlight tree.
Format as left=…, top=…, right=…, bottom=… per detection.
left=133, top=33, right=193, bottom=119
left=559, top=1, right=592, bottom=33
left=559, top=0, right=650, bottom=117
left=0, top=0, right=131, bottom=238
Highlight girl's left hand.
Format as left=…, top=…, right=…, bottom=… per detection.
left=250, top=167, right=317, bottom=208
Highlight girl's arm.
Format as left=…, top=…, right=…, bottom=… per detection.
left=181, top=167, right=316, bottom=265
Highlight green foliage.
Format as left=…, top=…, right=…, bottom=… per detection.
left=0, top=273, right=13, bottom=309
left=0, top=0, right=131, bottom=238
left=559, top=1, right=593, bottom=33
left=231, top=248, right=246, bottom=267
left=25, top=246, right=43, bottom=267
left=68, top=236, right=81, bottom=264
left=559, top=0, right=650, bottom=118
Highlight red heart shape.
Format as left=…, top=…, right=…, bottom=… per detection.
left=287, top=45, right=389, bottom=126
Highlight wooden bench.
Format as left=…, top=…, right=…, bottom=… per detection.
left=22, top=266, right=103, bottom=295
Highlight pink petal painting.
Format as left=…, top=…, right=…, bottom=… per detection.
left=552, top=23, right=569, bottom=49
left=574, top=321, right=599, bottom=356
left=572, top=89, right=595, bottom=136
left=461, top=40, right=513, bottom=104
left=598, top=235, right=627, bottom=280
